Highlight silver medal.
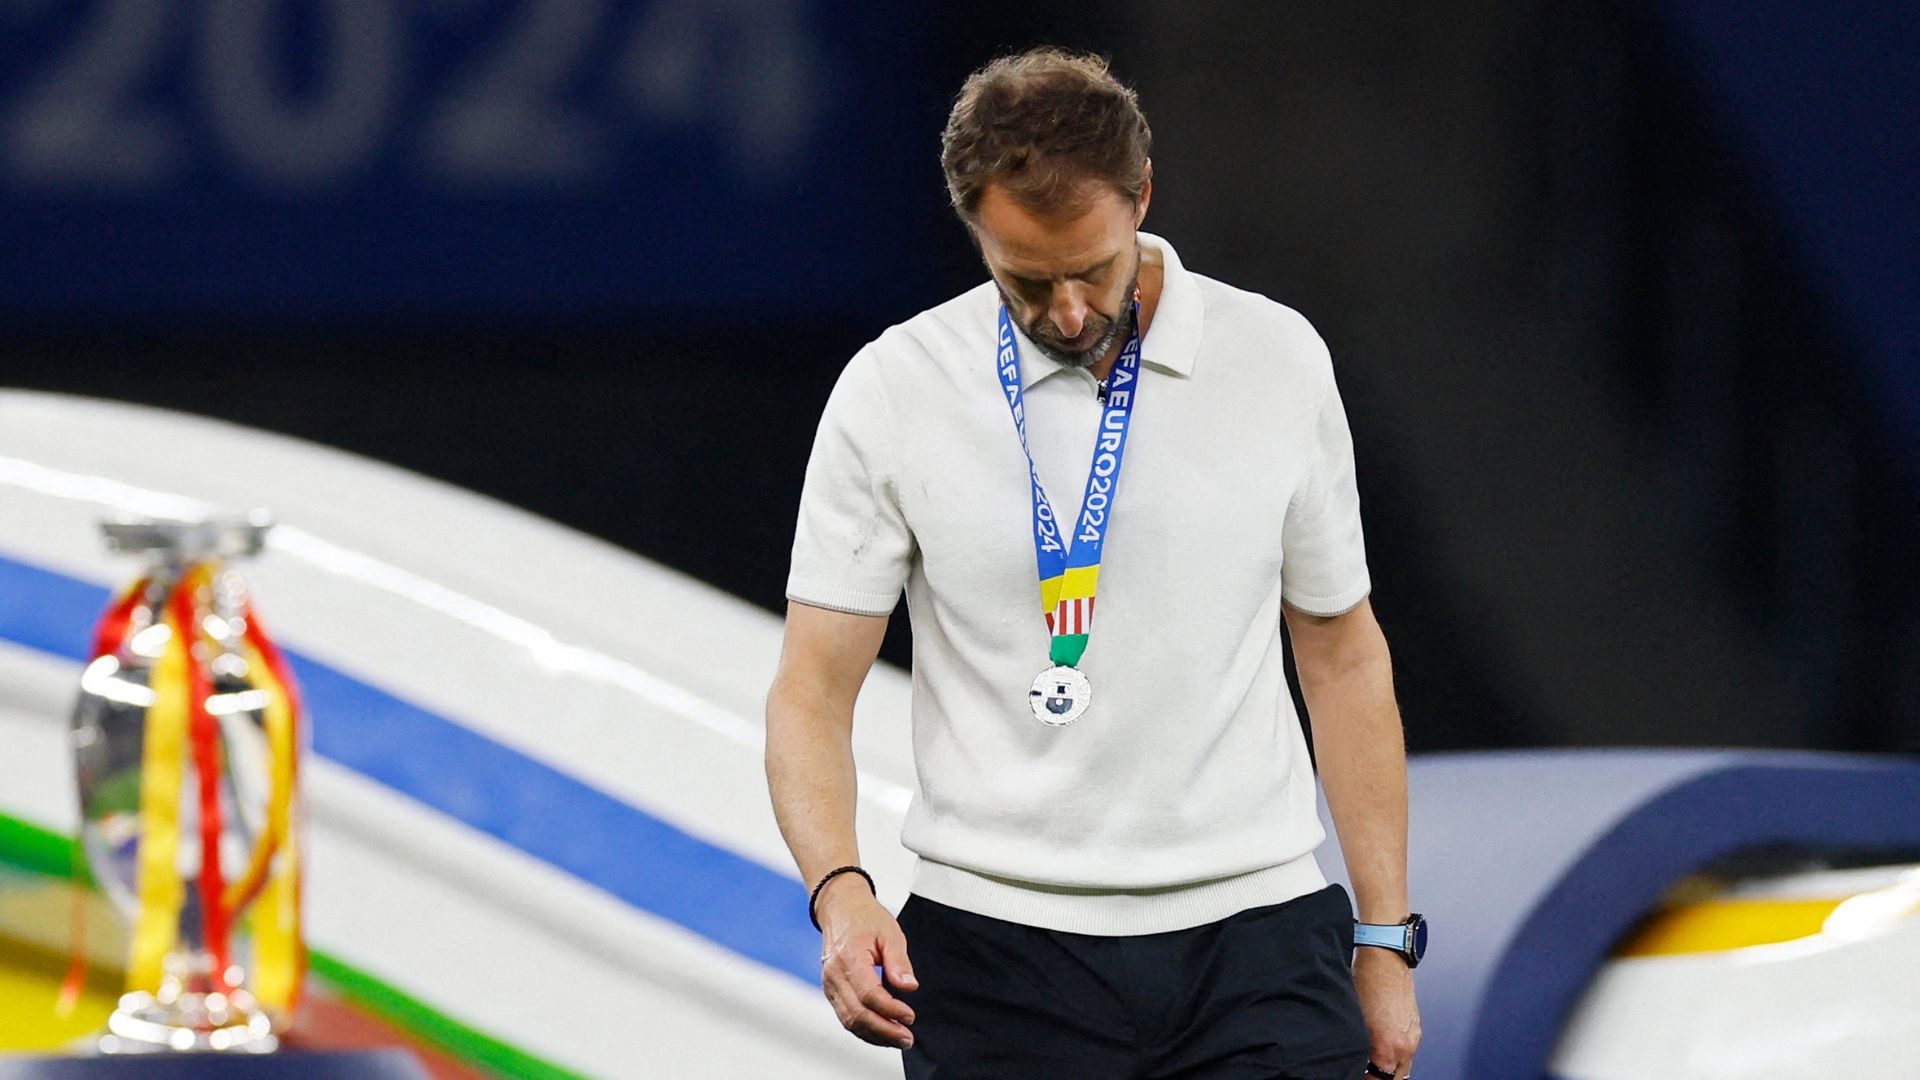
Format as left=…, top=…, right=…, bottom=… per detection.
left=1028, top=665, right=1091, bottom=726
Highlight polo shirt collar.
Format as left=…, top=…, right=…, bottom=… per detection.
left=1012, top=231, right=1203, bottom=388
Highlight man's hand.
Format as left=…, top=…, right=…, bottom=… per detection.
left=817, top=875, right=919, bottom=1050
left=1353, top=947, right=1420, bottom=1077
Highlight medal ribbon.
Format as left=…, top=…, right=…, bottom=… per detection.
left=995, top=301, right=1143, bottom=668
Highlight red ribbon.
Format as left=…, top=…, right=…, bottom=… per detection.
left=173, top=573, right=234, bottom=995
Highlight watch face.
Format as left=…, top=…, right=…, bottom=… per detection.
left=1410, top=915, right=1428, bottom=961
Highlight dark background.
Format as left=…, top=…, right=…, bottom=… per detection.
left=4, top=0, right=1916, bottom=755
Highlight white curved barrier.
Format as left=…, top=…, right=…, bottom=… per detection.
left=1549, top=865, right=1920, bottom=1079
left=0, top=390, right=917, bottom=1078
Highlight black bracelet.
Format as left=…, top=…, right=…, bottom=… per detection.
left=808, top=865, right=876, bottom=930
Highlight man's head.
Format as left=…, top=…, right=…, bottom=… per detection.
left=941, top=49, right=1153, bottom=368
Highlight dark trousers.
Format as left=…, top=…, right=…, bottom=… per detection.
left=896, top=883, right=1370, bottom=1080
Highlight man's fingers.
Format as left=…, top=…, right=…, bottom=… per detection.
left=833, top=935, right=915, bottom=1025
left=852, top=967, right=916, bottom=1026
left=825, top=978, right=914, bottom=1048
left=878, top=928, right=919, bottom=991
left=822, top=947, right=916, bottom=1048
left=1367, top=1045, right=1417, bottom=1078
left=847, top=1006, right=914, bottom=1048
left=1366, top=1039, right=1421, bottom=1077
left=1376, top=1027, right=1419, bottom=1073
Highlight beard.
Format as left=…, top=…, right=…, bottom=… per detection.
left=1022, top=269, right=1141, bottom=369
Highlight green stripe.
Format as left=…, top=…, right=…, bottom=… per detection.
left=0, top=813, right=86, bottom=882
left=1048, top=633, right=1089, bottom=666
left=0, top=812, right=583, bottom=1080
left=307, top=953, right=587, bottom=1080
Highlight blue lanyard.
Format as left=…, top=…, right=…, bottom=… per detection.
left=994, top=301, right=1143, bottom=588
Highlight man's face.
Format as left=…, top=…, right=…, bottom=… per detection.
left=972, top=180, right=1148, bottom=368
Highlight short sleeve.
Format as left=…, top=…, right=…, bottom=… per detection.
left=1281, top=375, right=1372, bottom=616
left=786, top=347, right=916, bottom=615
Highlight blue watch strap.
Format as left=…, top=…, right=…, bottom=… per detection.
left=1352, top=921, right=1410, bottom=954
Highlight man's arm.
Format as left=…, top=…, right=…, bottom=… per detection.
left=1284, top=596, right=1421, bottom=1078
left=765, top=600, right=918, bottom=1051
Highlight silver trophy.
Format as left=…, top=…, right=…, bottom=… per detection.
left=70, top=512, right=301, bottom=1054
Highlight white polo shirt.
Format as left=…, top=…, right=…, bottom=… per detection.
left=787, top=232, right=1371, bottom=935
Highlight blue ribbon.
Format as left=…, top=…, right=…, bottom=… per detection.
left=993, top=302, right=1143, bottom=621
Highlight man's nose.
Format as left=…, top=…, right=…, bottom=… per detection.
left=1048, top=285, right=1090, bottom=339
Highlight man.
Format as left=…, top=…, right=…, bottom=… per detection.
left=766, top=48, right=1421, bottom=1080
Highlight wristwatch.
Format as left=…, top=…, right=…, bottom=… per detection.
left=1353, top=913, right=1427, bottom=968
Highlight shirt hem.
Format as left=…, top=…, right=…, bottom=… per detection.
left=785, top=583, right=900, bottom=617
left=909, top=854, right=1327, bottom=936
left=1282, top=579, right=1372, bottom=618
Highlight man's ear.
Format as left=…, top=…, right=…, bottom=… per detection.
left=1135, top=160, right=1154, bottom=226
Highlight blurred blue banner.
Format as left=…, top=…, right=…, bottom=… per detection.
left=0, top=0, right=930, bottom=318
left=1660, top=1, right=1920, bottom=476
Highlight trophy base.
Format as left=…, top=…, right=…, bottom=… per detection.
left=98, top=991, right=278, bottom=1055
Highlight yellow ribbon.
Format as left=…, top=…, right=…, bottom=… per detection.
left=1041, top=565, right=1101, bottom=612
left=231, top=637, right=303, bottom=1014
left=127, top=572, right=196, bottom=992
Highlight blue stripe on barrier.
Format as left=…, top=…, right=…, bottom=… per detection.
left=0, top=552, right=820, bottom=984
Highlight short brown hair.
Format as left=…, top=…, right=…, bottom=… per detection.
left=940, top=48, right=1152, bottom=219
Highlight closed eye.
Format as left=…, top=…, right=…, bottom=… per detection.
left=1074, top=256, right=1117, bottom=283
